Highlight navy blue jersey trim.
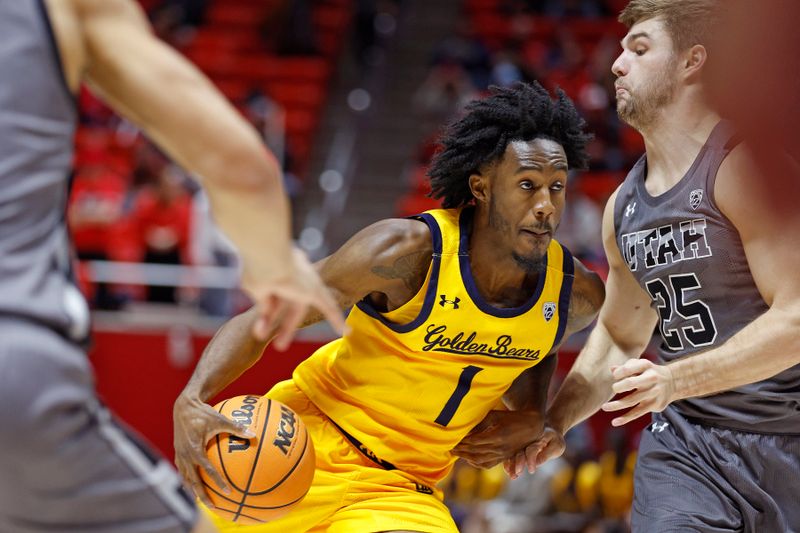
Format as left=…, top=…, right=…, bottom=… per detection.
left=355, top=213, right=442, bottom=333
left=552, top=245, right=574, bottom=348
left=35, top=0, right=78, bottom=107
left=329, top=419, right=398, bottom=470
left=458, top=207, right=547, bottom=318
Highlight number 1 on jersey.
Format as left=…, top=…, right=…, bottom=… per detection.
left=435, top=365, right=483, bottom=427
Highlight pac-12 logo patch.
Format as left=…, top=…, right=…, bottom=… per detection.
left=689, top=189, right=704, bottom=210
left=542, top=302, right=556, bottom=322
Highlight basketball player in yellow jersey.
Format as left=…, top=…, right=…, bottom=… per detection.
left=174, top=82, right=606, bottom=533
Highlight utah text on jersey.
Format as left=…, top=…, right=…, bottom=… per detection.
left=619, top=218, right=712, bottom=272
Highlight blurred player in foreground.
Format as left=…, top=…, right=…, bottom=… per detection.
left=0, top=1, right=344, bottom=532
left=174, top=82, right=606, bottom=532
left=500, top=1, right=800, bottom=531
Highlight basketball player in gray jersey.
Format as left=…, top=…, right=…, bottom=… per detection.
left=0, top=0, right=344, bottom=532
left=483, top=1, right=800, bottom=531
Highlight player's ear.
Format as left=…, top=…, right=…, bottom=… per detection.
left=683, top=44, right=707, bottom=83
left=469, top=172, right=489, bottom=205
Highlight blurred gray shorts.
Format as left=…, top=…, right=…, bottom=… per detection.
left=0, top=318, right=197, bottom=532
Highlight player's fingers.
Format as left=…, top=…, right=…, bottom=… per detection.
left=524, top=443, right=544, bottom=473
left=197, top=456, right=231, bottom=494
left=464, top=418, right=494, bottom=437
left=514, top=452, right=526, bottom=477
left=453, top=430, right=498, bottom=448
left=252, top=296, right=279, bottom=340
left=611, top=401, right=654, bottom=427
left=207, top=412, right=256, bottom=440
left=452, top=449, right=501, bottom=465
left=531, top=440, right=563, bottom=472
left=188, top=474, right=215, bottom=508
left=269, top=281, right=347, bottom=338
left=450, top=448, right=481, bottom=461
left=602, top=396, right=638, bottom=412
left=176, top=457, right=216, bottom=507
left=503, top=460, right=515, bottom=479
left=611, top=374, right=651, bottom=394
left=502, top=454, right=518, bottom=479
left=272, top=302, right=308, bottom=351
left=310, top=288, right=347, bottom=336
left=611, top=358, right=651, bottom=380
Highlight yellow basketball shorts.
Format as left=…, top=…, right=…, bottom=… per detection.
left=203, top=380, right=458, bottom=533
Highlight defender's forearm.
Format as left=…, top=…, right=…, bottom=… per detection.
left=669, top=306, right=800, bottom=401
left=547, top=325, right=636, bottom=434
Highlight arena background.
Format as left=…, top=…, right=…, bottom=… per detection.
left=74, top=1, right=662, bottom=531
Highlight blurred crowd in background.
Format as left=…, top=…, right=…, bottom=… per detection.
left=69, top=2, right=647, bottom=530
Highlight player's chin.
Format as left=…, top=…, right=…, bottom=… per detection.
left=512, top=247, right=547, bottom=273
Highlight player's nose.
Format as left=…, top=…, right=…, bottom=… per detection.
left=612, top=53, right=627, bottom=77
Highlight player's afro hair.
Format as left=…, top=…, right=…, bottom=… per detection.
left=428, top=82, right=591, bottom=209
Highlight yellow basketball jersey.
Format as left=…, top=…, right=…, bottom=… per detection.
left=293, top=207, right=574, bottom=485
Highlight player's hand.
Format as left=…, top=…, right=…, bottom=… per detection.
left=601, top=358, right=676, bottom=426
left=242, top=247, right=346, bottom=350
left=504, top=425, right=566, bottom=479
left=172, top=393, right=255, bottom=507
left=451, top=409, right=544, bottom=469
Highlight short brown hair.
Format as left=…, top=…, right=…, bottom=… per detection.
left=619, top=0, right=719, bottom=52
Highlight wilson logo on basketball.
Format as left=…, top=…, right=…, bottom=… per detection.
left=273, top=405, right=297, bottom=456
left=227, top=395, right=260, bottom=453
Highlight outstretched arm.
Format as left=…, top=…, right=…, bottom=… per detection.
left=55, top=0, right=344, bottom=343
left=173, top=218, right=433, bottom=504
left=604, top=146, right=800, bottom=425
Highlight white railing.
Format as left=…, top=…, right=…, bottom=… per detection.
left=84, top=260, right=240, bottom=289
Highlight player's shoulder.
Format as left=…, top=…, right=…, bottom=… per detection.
left=562, top=255, right=605, bottom=337
left=348, top=217, right=433, bottom=267
left=715, top=142, right=800, bottom=225
left=570, top=256, right=605, bottom=314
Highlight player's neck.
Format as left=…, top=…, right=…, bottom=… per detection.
left=468, top=228, right=539, bottom=307
left=640, top=99, right=720, bottom=195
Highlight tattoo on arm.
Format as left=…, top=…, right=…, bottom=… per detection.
left=371, top=250, right=430, bottom=292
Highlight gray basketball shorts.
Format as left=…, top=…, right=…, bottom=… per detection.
left=0, top=319, right=197, bottom=532
left=632, top=409, right=800, bottom=533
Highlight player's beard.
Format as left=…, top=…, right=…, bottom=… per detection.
left=617, top=57, right=679, bottom=130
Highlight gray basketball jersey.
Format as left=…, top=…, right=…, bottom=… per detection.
left=0, top=0, right=89, bottom=341
left=614, top=121, right=800, bottom=433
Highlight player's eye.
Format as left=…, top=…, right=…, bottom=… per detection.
left=635, top=48, right=646, bottom=56
left=550, top=182, right=564, bottom=192
left=520, top=181, right=534, bottom=191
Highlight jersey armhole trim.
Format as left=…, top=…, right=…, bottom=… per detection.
left=552, top=245, right=575, bottom=348
left=35, top=0, right=78, bottom=108
left=705, top=135, right=743, bottom=230
left=354, top=213, right=442, bottom=333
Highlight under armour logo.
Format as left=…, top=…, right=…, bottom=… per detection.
left=415, top=483, right=434, bottom=495
left=542, top=302, right=556, bottom=322
left=439, top=295, right=460, bottom=309
left=651, top=421, right=669, bottom=433
left=625, top=202, right=637, bottom=217
left=689, top=189, right=704, bottom=210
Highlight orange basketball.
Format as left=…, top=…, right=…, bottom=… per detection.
left=201, top=395, right=315, bottom=525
